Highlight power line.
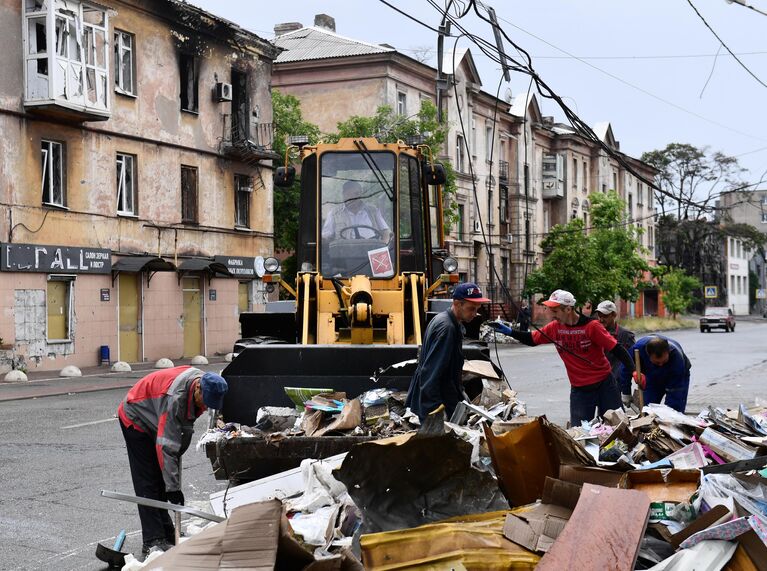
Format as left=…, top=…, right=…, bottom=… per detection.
left=685, top=0, right=767, bottom=89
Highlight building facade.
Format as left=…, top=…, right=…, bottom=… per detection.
left=0, top=0, right=279, bottom=372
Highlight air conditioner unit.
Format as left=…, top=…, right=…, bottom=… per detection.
left=214, top=82, right=233, bottom=102
left=473, top=220, right=482, bottom=233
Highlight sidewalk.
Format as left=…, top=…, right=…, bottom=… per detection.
left=0, top=357, right=228, bottom=403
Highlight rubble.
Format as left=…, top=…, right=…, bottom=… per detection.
left=182, top=389, right=767, bottom=568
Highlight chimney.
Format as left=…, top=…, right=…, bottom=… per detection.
left=314, top=14, right=336, bottom=32
left=274, top=22, right=302, bottom=36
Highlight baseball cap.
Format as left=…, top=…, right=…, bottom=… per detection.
left=595, top=300, right=618, bottom=315
left=452, top=282, right=491, bottom=303
left=542, top=289, right=576, bottom=307
left=200, top=372, right=228, bottom=410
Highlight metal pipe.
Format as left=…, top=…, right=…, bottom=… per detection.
left=100, top=490, right=225, bottom=523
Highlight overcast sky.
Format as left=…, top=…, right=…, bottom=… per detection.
left=193, top=0, right=767, bottom=187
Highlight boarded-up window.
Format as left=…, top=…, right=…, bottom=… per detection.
left=47, top=277, right=72, bottom=340
left=234, top=174, right=251, bottom=228
left=181, top=165, right=198, bottom=223
left=180, top=54, right=198, bottom=112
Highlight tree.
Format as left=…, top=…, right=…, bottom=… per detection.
left=659, top=267, right=701, bottom=319
left=524, top=191, right=650, bottom=307
left=641, top=143, right=745, bottom=220
left=271, top=90, right=321, bottom=282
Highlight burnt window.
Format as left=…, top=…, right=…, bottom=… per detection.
left=231, top=69, right=249, bottom=141
left=181, top=165, right=198, bottom=223
left=234, top=174, right=251, bottom=228
left=179, top=54, right=198, bottom=112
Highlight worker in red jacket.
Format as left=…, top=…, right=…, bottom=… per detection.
left=117, top=366, right=227, bottom=555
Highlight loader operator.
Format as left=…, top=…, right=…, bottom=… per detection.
left=406, top=282, right=491, bottom=422
left=321, top=180, right=392, bottom=243
left=117, top=366, right=227, bottom=555
left=620, top=335, right=691, bottom=413
left=489, top=289, right=635, bottom=425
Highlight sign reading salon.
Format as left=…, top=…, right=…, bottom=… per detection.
left=0, top=243, right=112, bottom=274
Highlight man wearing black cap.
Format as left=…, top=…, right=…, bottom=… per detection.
left=406, top=282, right=490, bottom=421
left=118, top=366, right=227, bottom=554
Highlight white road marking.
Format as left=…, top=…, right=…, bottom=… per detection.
left=61, top=417, right=118, bottom=430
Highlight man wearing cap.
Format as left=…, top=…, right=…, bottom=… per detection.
left=620, top=335, right=691, bottom=413
left=406, top=282, right=490, bottom=422
left=489, top=289, right=634, bottom=425
left=118, top=366, right=227, bottom=554
left=595, top=300, right=636, bottom=404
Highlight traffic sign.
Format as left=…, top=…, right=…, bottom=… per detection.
left=704, top=286, right=718, bottom=299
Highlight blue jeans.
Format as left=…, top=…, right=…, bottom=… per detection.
left=570, top=374, right=622, bottom=426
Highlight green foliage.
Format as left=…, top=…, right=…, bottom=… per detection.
left=271, top=89, right=321, bottom=262
left=524, top=191, right=649, bottom=308
left=658, top=267, right=701, bottom=319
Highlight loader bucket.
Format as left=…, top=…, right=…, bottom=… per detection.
left=220, top=343, right=495, bottom=425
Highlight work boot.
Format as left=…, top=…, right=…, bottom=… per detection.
left=141, top=538, right=174, bottom=556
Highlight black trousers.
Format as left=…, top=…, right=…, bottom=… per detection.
left=120, top=420, right=175, bottom=545
left=569, top=373, right=622, bottom=426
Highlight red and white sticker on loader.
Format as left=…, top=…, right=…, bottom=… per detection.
left=367, top=246, right=394, bottom=278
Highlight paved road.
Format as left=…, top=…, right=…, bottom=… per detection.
left=0, top=320, right=765, bottom=569
left=493, top=319, right=767, bottom=425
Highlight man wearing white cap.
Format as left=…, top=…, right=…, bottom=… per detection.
left=489, top=289, right=634, bottom=425
left=594, top=300, right=636, bottom=405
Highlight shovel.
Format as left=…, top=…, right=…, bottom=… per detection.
left=634, top=348, right=645, bottom=410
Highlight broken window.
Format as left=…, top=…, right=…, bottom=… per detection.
left=181, top=165, right=198, bottom=223
left=231, top=68, right=249, bottom=141
left=47, top=276, right=73, bottom=341
left=41, top=139, right=65, bottom=206
left=116, top=153, right=136, bottom=215
left=234, top=174, right=251, bottom=228
left=23, top=0, right=109, bottom=112
left=180, top=54, right=198, bottom=112
left=114, top=30, right=135, bottom=95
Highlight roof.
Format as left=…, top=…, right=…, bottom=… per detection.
left=273, top=26, right=394, bottom=63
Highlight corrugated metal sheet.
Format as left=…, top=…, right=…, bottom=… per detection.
left=274, top=27, right=394, bottom=63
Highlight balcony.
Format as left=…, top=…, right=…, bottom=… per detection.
left=23, top=0, right=111, bottom=122
left=499, top=160, right=509, bottom=182
left=221, top=115, right=280, bottom=163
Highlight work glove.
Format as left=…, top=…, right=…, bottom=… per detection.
left=632, top=372, right=647, bottom=390
left=487, top=321, right=514, bottom=336
left=621, top=393, right=632, bottom=407
left=166, top=490, right=185, bottom=506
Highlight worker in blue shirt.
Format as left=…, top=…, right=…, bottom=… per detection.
left=621, top=335, right=691, bottom=412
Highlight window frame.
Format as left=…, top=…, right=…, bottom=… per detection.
left=456, top=134, right=465, bottom=173
left=41, top=139, right=66, bottom=207
left=179, top=53, right=199, bottom=113
left=116, top=152, right=137, bottom=216
left=234, top=173, right=252, bottom=229
left=396, top=91, right=407, bottom=116
left=114, top=29, right=135, bottom=96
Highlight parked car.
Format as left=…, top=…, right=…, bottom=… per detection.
left=700, top=307, right=736, bottom=332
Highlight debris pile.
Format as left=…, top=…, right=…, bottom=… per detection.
left=142, top=400, right=767, bottom=569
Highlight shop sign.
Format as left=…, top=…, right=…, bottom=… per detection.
left=0, top=243, right=112, bottom=274
left=214, top=255, right=259, bottom=277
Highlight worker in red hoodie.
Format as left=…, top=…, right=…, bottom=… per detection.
left=117, top=366, right=227, bottom=555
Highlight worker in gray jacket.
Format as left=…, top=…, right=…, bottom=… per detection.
left=594, top=300, right=636, bottom=404
left=118, top=366, right=227, bottom=554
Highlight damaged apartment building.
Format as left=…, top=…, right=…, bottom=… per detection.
left=0, top=0, right=280, bottom=372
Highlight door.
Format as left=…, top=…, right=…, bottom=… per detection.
left=118, top=273, right=140, bottom=362
left=182, top=276, right=202, bottom=357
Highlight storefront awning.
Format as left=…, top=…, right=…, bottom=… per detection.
left=177, top=258, right=233, bottom=283
left=111, top=256, right=176, bottom=286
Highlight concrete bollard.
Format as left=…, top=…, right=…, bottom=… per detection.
left=111, top=361, right=132, bottom=373
left=60, top=365, right=82, bottom=377
left=154, top=358, right=174, bottom=369
left=190, top=355, right=208, bottom=365
left=4, top=370, right=28, bottom=383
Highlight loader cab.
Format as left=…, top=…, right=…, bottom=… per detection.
left=295, top=139, right=434, bottom=282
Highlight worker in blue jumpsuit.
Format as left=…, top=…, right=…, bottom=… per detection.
left=621, top=335, right=691, bottom=412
